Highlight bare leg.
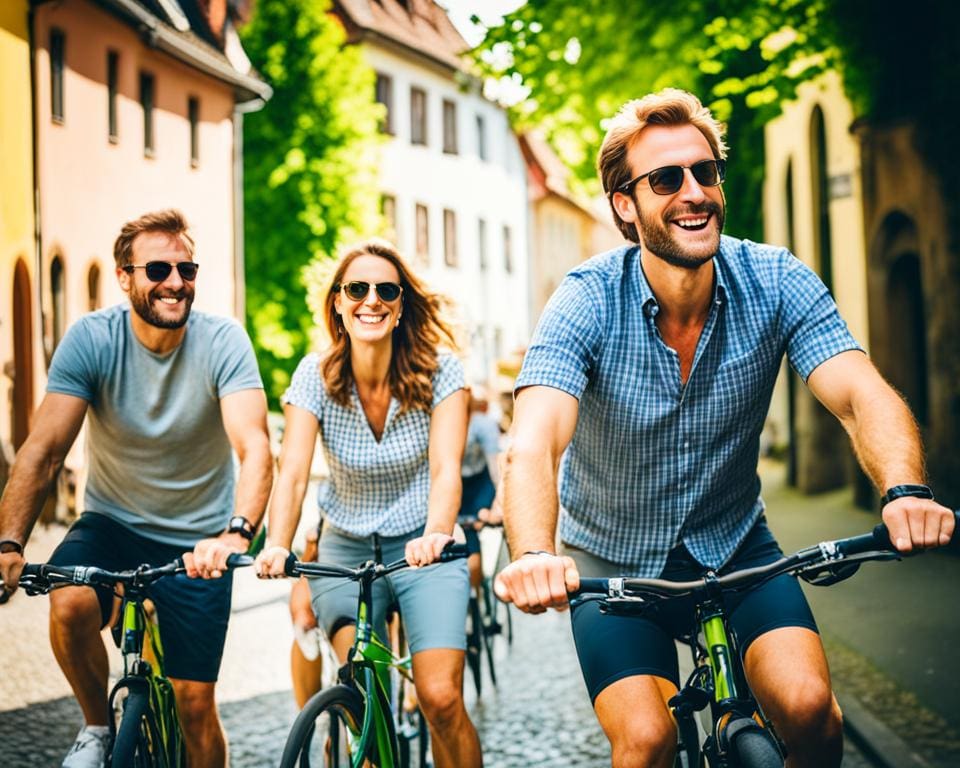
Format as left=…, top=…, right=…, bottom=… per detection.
left=744, top=627, right=843, bottom=768
left=289, top=577, right=323, bottom=708
left=49, top=586, right=110, bottom=725
left=594, top=674, right=678, bottom=768
left=169, top=678, right=227, bottom=768
left=411, top=648, right=481, bottom=768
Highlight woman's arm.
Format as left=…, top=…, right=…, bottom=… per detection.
left=255, top=404, right=320, bottom=577
left=405, top=388, right=469, bottom=566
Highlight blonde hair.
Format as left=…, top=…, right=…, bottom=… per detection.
left=598, top=88, right=727, bottom=242
left=320, top=239, right=457, bottom=413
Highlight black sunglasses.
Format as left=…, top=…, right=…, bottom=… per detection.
left=122, top=261, right=199, bottom=282
left=616, top=158, right=726, bottom=196
left=336, top=280, right=403, bottom=302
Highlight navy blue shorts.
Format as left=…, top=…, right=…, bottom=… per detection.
left=48, top=512, right=233, bottom=683
left=568, top=517, right=818, bottom=703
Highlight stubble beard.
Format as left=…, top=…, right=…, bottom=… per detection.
left=130, top=286, right=194, bottom=329
left=636, top=197, right=725, bottom=270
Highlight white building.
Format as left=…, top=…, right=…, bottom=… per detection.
left=334, top=0, right=530, bottom=386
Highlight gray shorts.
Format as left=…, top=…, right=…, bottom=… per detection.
left=309, top=524, right=470, bottom=653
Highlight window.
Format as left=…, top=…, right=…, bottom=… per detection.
left=443, top=209, right=458, bottom=266
left=503, top=224, right=513, bottom=274
left=188, top=96, right=200, bottom=167
left=50, top=28, right=65, bottom=123
left=381, top=194, right=397, bottom=241
left=415, top=204, right=429, bottom=265
left=410, top=87, right=427, bottom=146
left=50, top=256, right=66, bottom=353
left=87, top=263, right=102, bottom=312
left=375, top=73, right=394, bottom=134
left=442, top=99, right=458, bottom=154
left=476, top=114, right=487, bottom=161
left=107, top=51, right=118, bottom=141
left=140, top=71, right=155, bottom=156
left=478, top=218, right=488, bottom=270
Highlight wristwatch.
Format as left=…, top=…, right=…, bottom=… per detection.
left=225, top=516, right=255, bottom=541
left=0, top=539, right=23, bottom=555
left=880, top=484, right=933, bottom=507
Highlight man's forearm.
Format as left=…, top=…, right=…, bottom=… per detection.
left=0, top=447, right=61, bottom=543
left=502, top=444, right=560, bottom=557
left=232, top=442, right=274, bottom=529
left=844, top=384, right=926, bottom=490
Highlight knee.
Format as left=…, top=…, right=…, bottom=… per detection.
left=50, top=587, right=102, bottom=630
left=173, top=685, right=218, bottom=736
left=416, top=678, right=464, bottom=730
left=773, top=680, right=842, bottom=741
left=609, top=713, right=676, bottom=768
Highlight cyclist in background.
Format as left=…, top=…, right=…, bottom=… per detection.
left=255, top=239, right=482, bottom=768
left=0, top=209, right=273, bottom=768
left=459, top=386, right=502, bottom=589
left=493, top=89, right=955, bottom=768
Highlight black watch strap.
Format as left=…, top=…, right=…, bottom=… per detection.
left=0, top=539, right=24, bottom=555
left=226, top=516, right=255, bottom=541
left=880, top=484, right=933, bottom=507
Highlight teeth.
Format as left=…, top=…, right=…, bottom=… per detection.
left=358, top=315, right=385, bottom=324
left=159, top=297, right=180, bottom=304
left=676, top=217, right=708, bottom=229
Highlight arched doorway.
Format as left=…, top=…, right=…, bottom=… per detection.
left=87, top=262, right=102, bottom=312
left=12, top=259, right=34, bottom=450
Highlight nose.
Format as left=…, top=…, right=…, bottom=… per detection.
left=677, top=168, right=707, bottom=202
left=163, top=266, right=185, bottom=289
left=361, top=285, right=381, bottom=306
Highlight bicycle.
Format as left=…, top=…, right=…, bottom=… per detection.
left=9, top=552, right=252, bottom=767
left=459, top=516, right=513, bottom=698
left=279, top=542, right=469, bottom=768
left=571, top=511, right=960, bottom=768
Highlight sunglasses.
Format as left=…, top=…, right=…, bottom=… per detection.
left=336, top=281, right=403, bottom=302
left=122, top=261, right=199, bottom=282
left=616, top=159, right=726, bottom=196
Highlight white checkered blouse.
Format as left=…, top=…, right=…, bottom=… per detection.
left=515, top=236, right=862, bottom=576
left=283, top=352, right=464, bottom=537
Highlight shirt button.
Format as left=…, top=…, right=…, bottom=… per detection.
left=684, top=441, right=690, bottom=449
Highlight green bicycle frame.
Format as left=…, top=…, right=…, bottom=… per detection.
left=701, top=611, right=738, bottom=703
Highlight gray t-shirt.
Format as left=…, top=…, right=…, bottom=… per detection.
left=47, top=304, right=263, bottom=546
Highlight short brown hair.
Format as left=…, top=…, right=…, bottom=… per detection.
left=113, top=209, right=195, bottom=267
left=321, top=239, right=458, bottom=413
left=598, top=89, right=727, bottom=242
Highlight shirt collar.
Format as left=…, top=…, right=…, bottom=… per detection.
left=634, top=245, right=727, bottom=317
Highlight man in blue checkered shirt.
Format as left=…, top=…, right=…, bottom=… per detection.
left=493, top=89, right=955, bottom=768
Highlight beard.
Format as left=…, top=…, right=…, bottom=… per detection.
left=636, top=197, right=725, bottom=270
left=129, top=285, right=194, bottom=329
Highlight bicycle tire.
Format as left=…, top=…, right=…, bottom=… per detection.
left=728, top=728, right=783, bottom=768
left=280, top=684, right=364, bottom=768
left=465, top=595, right=483, bottom=697
left=111, top=689, right=161, bottom=767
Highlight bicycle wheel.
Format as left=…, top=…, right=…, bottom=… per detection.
left=465, top=594, right=483, bottom=697
left=728, top=728, right=783, bottom=768
left=111, top=689, right=162, bottom=767
left=280, top=684, right=364, bottom=768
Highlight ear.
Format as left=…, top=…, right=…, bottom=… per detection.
left=116, top=266, right=132, bottom=295
left=334, top=292, right=342, bottom=315
left=611, top=191, right=639, bottom=225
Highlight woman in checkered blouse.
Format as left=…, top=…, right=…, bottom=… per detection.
left=256, top=239, right=482, bottom=766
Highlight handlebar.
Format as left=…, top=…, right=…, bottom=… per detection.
left=286, top=542, right=470, bottom=579
left=573, top=509, right=959, bottom=603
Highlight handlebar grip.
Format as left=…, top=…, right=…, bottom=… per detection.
left=573, top=577, right=609, bottom=596
left=226, top=553, right=254, bottom=569
left=284, top=551, right=298, bottom=577
left=439, top=542, right=469, bottom=562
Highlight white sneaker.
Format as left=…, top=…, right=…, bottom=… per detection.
left=293, top=624, right=322, bottom=662
left=62, top=725, right=110, bottom=768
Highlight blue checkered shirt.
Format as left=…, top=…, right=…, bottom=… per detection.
left=283, top=353, right=464, bottom=537
left=515, top=236, right=862, bottom=576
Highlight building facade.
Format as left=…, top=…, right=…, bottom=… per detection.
left=334, top=0, right=531, bottom=387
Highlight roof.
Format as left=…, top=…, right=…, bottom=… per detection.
left=520, top=131, right=598, bottom=219
left=90, top=0, right=271, bottom=102
left=333, top=0, right=469, bottom=73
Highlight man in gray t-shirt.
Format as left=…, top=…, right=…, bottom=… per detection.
left=0, top=209, right=273, bottom=768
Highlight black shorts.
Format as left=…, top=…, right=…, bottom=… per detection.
left=48, top=512, right=233, bottom=683
left=568, top=516, right=818, bottom=703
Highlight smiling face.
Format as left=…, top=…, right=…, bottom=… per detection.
left=118, top=231, right=196, bottom=329
left=613, top=123, right=725, bottom=269
left=334, top=254, right=403, bottom=345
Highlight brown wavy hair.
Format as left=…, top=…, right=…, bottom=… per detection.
left=320, top=239, right=458, bottom=413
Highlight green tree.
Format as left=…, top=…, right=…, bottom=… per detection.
left=241, top=0, right=382, bottom=405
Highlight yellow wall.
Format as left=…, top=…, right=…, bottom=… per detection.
left=0, top=0, right=38, bottom=454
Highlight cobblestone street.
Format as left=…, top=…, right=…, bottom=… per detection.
left=1, top=519, right=876, bottom=767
